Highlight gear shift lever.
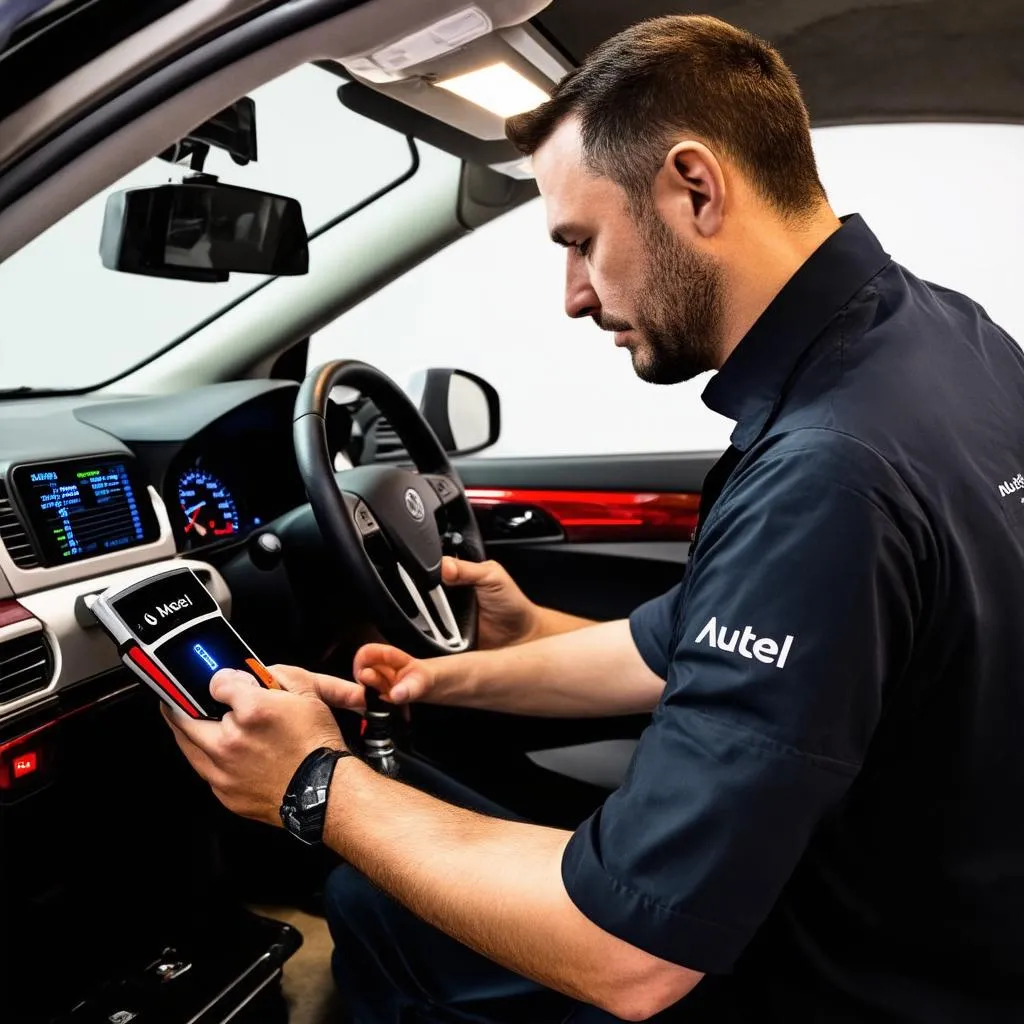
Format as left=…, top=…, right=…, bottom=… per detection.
left=362, top=687, right=399, bottom=777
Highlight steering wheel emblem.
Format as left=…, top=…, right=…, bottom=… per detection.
left=404, top=488, right=426, bottom=521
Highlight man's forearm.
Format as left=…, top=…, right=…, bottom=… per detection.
left=324, top=757, right=699, bottom=1018
left=434, top=619, right=664, bottom=717
left=532, top=605, right=596, bottom=640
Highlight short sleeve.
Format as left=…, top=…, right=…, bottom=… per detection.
left=562, top=434, right=921, bottom=973
left=629, top=582, right=684, bottom=678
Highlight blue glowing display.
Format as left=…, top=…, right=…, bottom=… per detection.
left=16, top=459, right=154, bottom=565
left=193, top=643, right=219, bottom=672
left=177, top=468, right=240, bottom=541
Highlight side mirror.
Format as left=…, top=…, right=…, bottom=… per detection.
left=413, top=368, right=500, bottom=457
left=99, top=174, right=308, bottom=282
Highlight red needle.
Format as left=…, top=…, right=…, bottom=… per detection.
left=185, top=507, right=201, bottom=533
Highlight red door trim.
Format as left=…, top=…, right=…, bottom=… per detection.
left=465, top=488, right=700, bottom=543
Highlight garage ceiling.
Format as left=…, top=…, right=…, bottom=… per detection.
left=534, top=0, right=1024, bottom=126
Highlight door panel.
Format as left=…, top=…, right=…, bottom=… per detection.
left=457, top=451, right=716, bottom=616
left=456, top=451, right=719, bottom=490
left=409, top=452, right=718, bottom=824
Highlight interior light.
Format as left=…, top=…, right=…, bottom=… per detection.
left=435, top=62, right=549, bottom=118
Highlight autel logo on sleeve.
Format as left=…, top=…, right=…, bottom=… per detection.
left=997, top=472, right=1024, bottom=499
left=694, top=617, right=795, bottom=668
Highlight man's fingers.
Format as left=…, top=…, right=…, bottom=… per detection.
left=161, top=704, right=224, bottom=783
left=351, top=644, right=434, bottom=703
left=313, top=674, right=367, bottom=711
left=161, top=698, right=220, bottom=747
left=267, top=663, right=318, bottom=695
left=441, top=556, right=507, bottom=592
left=388, top=668, right=431, bottom=704
left=442, top=556, right=488, bottom=586
left=357, top=666, right=385, bottom=690
left=353, top=643, right=410, bottom=676
left=209, top=669, right=264, bottom=721
left=354, top=663, right=428, bottom=703
left=268, top=664, right=367, bottom=711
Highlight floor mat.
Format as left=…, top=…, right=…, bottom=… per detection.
left=252, top=905, right=344, bottom=1024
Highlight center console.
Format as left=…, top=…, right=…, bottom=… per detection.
left=0, top=674, right=301, bottom=1024
left=0, top=453, right=303, bottom=1023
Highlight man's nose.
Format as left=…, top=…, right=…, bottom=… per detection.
left=564, top=249, right=600, bottom=321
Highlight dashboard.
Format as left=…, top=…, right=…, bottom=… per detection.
left=0, top=379, right=349, bottom=724
left=164, top=388, right=315, bottom=553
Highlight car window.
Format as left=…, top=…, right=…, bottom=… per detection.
left=0, top=62, right=414, bottom=390
left=316, top=122, right=1024, bottom=459
left=308, top=197, right=736, bottom=458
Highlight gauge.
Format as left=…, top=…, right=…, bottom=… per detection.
left=177, top=468, right=241, bottom=540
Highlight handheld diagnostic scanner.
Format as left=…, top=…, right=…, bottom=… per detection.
left=90, top=565, right=278, bottom=719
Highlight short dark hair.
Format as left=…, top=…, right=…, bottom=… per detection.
left=506, top=15, right=825, bottom=217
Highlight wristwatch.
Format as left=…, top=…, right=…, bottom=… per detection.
left=279, top=746, right=355, bottom=845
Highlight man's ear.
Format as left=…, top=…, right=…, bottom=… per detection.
left=657, top=141, right=725, bottom=239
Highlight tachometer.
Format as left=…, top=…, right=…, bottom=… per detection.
left=178, top=469, right=240, bottom=539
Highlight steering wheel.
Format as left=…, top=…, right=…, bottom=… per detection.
left=293, top=360, right=485, bottom=659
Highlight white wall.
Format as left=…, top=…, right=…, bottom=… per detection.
left=309, top=123, right=1024, bottom=459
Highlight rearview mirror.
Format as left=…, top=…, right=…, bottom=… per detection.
left=413, top=368, right=501, bottom=456
left=99, top=174, right=309, bottom=282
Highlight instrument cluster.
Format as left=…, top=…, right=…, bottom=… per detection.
left=177, top=467, right=246, bottom=543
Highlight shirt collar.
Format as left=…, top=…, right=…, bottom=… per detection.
left=702, top=214, right=891, bottom=451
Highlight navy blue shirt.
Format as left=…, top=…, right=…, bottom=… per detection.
left=562, top=215, right=1024, bottom=1021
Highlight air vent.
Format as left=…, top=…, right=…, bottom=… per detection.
left=0, top=630, right=53, bottom=704
left=0, top=482, right=39, bottom=569
left=369, top=417, right=408, bottom=461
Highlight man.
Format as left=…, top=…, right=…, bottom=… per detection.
left=166, top=14, right=1024, bottom=1023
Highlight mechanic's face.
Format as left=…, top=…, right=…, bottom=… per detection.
left=532, top=118, right=724, bottom=384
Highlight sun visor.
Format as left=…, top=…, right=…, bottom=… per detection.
left=329, top=1, right=572, bottom=173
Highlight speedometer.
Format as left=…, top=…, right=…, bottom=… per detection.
left=178, top=469, right=240, bottom=540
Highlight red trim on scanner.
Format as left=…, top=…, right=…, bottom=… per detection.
left=465, top=488, right=701, bottom=542
left=127, top=646, right=200, bottom=719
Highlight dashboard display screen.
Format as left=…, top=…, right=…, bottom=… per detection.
left=11, top=457, right=159, bottom=566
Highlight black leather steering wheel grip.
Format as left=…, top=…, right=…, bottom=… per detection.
left=293, top=360, right=484, bottom=658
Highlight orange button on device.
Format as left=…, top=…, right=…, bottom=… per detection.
left=245, top=658, right=280, bottom=689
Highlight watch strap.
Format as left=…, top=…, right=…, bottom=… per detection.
left=280, top=746, right=354, bottom=845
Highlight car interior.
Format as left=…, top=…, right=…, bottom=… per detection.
left=0, top=1, right=1020, bottom=1021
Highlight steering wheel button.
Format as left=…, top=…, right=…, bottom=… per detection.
left=355, top=502, right=379, bottom=535
left=429, top=476, right=458, bottom=503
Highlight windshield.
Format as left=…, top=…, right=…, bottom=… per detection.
left=0, top=62, right=414, bottom=390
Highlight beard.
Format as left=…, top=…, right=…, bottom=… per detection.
left=603, top=207, right=724, bottom=385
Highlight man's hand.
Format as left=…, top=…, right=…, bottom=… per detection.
left=353, top=643, right=438, bottom=705
left=163, top=668, right=345, bottom=826
left=353, top=619, right=663, bottom=717
left=269, top=662, right=369, bottom=713
left=443, top=556, right=595, bottom=648
left=442, top=556, right=543, bottom=649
